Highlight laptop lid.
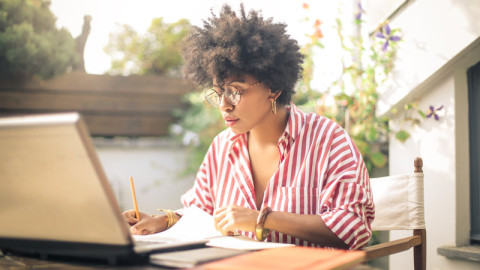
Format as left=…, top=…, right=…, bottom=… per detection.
left=0, top=113, right=204, bottom=263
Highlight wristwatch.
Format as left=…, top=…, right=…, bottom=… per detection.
left=255, top=206, right=272, bottom=241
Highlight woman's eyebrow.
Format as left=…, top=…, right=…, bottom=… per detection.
left=213, top=78, right=246, bottom=87
left=227, top=79, right=246, bottom=85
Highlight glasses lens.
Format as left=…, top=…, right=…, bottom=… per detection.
left=205, top=89, right=220, bottom=107
left=225, top=86, right=241, bottom=105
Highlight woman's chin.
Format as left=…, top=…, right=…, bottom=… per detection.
left=228, top=126, right=248, bottom=135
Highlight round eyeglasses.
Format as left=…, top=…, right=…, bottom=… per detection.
left=204, top=81, right=261, bottom=107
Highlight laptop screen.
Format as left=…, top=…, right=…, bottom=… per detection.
left=0, top=113, right=131, bottom=246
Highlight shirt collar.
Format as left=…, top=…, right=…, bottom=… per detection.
left=283, top=102, right=304, bottom=143
left=224, top=102, right=305, bottom=149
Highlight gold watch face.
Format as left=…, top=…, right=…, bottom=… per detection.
left=256, top=227, right=270, bottom=241
left=262, top=228, right=269, bottom=239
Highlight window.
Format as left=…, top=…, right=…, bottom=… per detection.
left=468, top=61, right=480, bottom=243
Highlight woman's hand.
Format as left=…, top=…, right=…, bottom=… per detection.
left=122, top=210, right=168, bottom=235
left=213, top=205, right=259, bottom=235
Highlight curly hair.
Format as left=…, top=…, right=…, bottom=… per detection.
left=181, top=3, right=304, bottom=105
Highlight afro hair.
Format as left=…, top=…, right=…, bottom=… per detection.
left=181, top=3, right=304, bottom=105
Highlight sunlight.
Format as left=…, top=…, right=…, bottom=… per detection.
left=49, top=0, right=342, bottom=77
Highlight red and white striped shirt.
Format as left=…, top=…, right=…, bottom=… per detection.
left=181, top=103, right=374, bottom=249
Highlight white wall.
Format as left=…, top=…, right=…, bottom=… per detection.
left=388, top=43, right=480, bottom=269
left=374, top=0, right=480, bottom=269
left=389, top=74, right=457, bottom=269
left=92, top=137, right=196, bottom=215
left=376, top=0, right=480, bottom=116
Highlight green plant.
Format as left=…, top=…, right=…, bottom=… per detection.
left=296, top=2, right=397, bottom=172
left=0, top=0, right=77, bottom=79
left=104, top=18, right=190, bottom=76
left=297, top=1, right=443, bottom=173
left=170, top=91, right=224, bottom=174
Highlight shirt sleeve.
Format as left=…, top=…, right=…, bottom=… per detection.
left=180, top=135, right=219, bottom=215
left=319, top=127, right=375, bottom=250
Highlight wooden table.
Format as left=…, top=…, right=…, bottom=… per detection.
left=199, top=246, right=367, bottom=270
left=0, top=247, right=372, bottom=270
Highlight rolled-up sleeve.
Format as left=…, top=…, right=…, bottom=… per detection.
left=319, top=129, right=375, bottom=249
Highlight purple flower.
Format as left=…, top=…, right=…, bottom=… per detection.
left=375, top=24, right=401, bottom=51
left=355, top=2, right=364, bottom=21
left=426, top=105, right=444, bottom=121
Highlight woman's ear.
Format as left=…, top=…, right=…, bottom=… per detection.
left=269, top=90, right=282, bottom=101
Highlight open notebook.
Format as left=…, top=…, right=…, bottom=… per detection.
left=0, top=113, right=207, bottom=264
left=139, top=206, right=294, bottom=268
left=135, top=205, right=294, bottom=250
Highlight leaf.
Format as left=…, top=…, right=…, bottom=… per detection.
left=417, top=110, right=426, bottom=118
left=315, top=41, right=325, bottom=48
left=366, top=126, right=378, bottom=141
left=352, top=138, right=370, bottom=155
left=369, top=151, right=387, bottom=168
left=351, top=124, right=365, bottom=138
left=364, top=158, right=373, bottom=174
left=395, top=130, right=410, bottom=142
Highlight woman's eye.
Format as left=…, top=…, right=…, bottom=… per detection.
left=227, top=86, right=240, bottom=95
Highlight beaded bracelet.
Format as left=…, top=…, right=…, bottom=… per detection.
left=157, top=209, right=180, bottom=229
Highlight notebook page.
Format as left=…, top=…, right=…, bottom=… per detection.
left=133, top=205, right=294, bottom=250
left=133, top=205, right=221, bottom=242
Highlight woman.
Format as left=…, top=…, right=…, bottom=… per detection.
left=123, top=3, right=374, bottom=250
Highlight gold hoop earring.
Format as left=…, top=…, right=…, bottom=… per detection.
left=271, top=99, right=277, bottom=115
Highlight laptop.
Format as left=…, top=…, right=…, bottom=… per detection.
left=0, top=112, right=207, bottom=265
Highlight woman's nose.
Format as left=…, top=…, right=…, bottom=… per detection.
left=219, top=94, right=233, bottom=111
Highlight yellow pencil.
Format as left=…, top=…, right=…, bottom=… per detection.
left=129, top=176, right=140, bottom=221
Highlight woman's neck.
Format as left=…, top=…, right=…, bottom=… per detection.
left=249, top=106, right=289, bottom=146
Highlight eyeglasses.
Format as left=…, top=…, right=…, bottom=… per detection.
left=204, top=81, right=261, bottom=107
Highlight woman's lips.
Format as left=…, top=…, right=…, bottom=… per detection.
left=224, top=117, right=239, bottom=127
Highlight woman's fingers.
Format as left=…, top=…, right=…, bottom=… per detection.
left=121, top=210, right=170, bottom=235
left=213, top=205, right=258, bottom=235
left=215, top=214, right=230, bottom=235
left=130, top=215, right=169, bottom=235
left=213, top=206, right=227, bottom=231
left=219, top=215, right=236, bottom=235
left=131, top=222, right=153, bottom=235
left=122, top=209, right=141, bottom=225
left=214, top=207, right=231, bottom=234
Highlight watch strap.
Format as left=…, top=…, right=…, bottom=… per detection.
left=255, top=206, right=272, bottom=241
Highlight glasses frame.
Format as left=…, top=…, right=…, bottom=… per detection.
left=204, top=81, right=261, bottom=107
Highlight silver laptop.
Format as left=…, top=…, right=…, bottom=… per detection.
left=0, top=112, right=206, bottom=264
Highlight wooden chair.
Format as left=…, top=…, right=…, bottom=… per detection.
left=363, top=157, right=426, bottom=270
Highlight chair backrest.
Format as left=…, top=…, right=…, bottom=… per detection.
left=363, top=157, right=426, bottom=270
left=370, top=167, right=425, bottom=231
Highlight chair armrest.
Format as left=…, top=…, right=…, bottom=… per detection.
left=363, top=235, right=422, bottom=261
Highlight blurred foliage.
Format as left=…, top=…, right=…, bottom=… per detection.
left=297, top=1, right=402, bottom=172
left=104, top=18, right=190, bottom=76
left=170, top=92, right=224, bottom=175
left=0, top=0, right=77, bottom=79
left=300, top=2, right=399, bottom=172
left=297, top=1, right=442, bottom=173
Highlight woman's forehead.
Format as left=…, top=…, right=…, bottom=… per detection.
left=213, top=74, right=255, bottom=85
